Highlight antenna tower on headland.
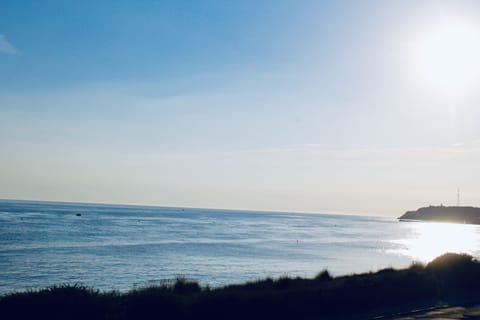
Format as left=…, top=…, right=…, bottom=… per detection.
left=457, top=187, right=460, bottom=207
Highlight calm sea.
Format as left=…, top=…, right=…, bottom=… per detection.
left=2, top=199, right=480, bottom=294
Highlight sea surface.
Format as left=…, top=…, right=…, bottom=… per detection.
left=2, top=199, right=480, bottom=294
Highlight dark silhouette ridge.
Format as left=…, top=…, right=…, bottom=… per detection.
left=2, top=253, right=480, bottom=319
left=399, top=206, right=480, bottom=225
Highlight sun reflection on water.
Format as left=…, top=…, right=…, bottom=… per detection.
left=396, top=222, right=480, bottom=262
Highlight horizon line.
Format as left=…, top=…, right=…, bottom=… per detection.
left=0, top=197, right=379, bottom=218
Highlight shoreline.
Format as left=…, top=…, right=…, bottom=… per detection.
left=2, top=253, right=480, bottom=319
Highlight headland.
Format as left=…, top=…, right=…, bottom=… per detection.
left=398, top=205, right=480, bottom=225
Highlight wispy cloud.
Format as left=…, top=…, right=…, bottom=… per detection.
left=0, top=34, right=18, bottom=54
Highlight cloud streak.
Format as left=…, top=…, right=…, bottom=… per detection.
left=0, top=34, right=18, bottom=54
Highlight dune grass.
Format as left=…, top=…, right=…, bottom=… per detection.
left=2, top=253, right=480, bottom=319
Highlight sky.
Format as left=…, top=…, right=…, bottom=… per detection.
left=1, top=0, right=480, bottom=217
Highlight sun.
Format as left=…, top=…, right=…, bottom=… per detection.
left=410, top=15, right=480, bottom=97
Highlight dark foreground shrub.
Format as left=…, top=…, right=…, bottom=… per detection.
left=427, top=252, right=475, bottom=271
left=427, top=252, right=480, bottom=292
left=173, top=277, right=202, bottom=295
left=315, top=269, right=332, bottom=281
left=0, top=284, right=118, bottom=320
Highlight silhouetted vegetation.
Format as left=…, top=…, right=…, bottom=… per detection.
left=2, top=253, right=480, bottom=319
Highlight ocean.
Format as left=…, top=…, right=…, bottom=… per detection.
left=1, top=199, right=480, bottom=295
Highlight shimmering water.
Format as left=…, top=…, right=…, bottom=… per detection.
left=2, top=199, right=480, bottom=294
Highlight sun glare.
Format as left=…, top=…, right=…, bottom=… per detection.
left=410, top=15, right=480, bottom=97
left=397, top=222, right=480, bottom=262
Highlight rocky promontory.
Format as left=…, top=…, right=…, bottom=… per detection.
left=399, top=205, right=480, bottom=225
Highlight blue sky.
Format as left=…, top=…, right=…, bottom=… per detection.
left=1, top=1, right=480, bottom=216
